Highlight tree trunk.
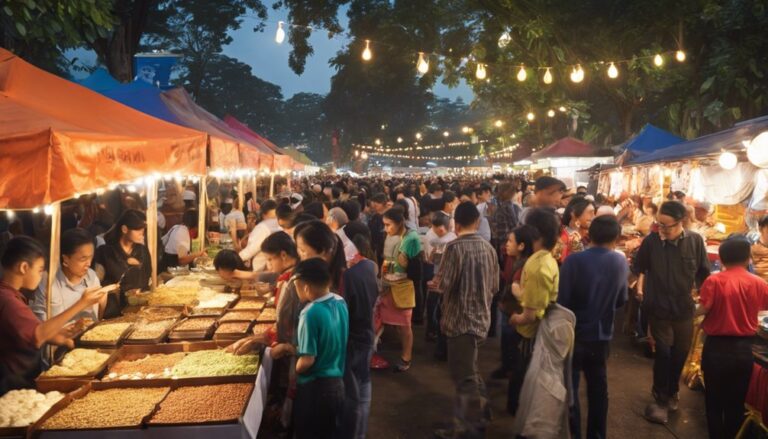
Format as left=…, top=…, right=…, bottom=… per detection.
left=89, top=0, right=154, bottom=82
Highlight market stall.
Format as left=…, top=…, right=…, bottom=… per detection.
left=529, top=137, right=614, bottom=187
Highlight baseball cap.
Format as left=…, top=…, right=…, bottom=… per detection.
left=290, top=193, right=304, bottom=210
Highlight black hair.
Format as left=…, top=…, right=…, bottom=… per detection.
left=293, top=257, right=332, bottom=289
left=589, top=215, right=622, bottom=245
left=341, top=200, right=361, bottom=222
left=261, top=231, right=299, bottom=259
left=384, top=207, right=406, bottom=226
left=371, top=193, right=388, bottom=205
left=759, top=215, right=768, bottom=230
left=428, top=183, right=442, bottom=194
left=534, top=176, right=566, bottom=192
left=460, top=187, right=475, bottom=199
left=291, top=213, right=317, bottom=228
left=393, top=200, right=410, bottom=221
left=511, top=225, right=541, bottom=273
left=719, top=235, right=751, bottom=266
left=303, top=201, right=325, bottom=219
left=476, top=183, right=492, bottom=194
left=525, top=207, right=561, bottom=250
left=345, top=221, right=375, bottom=260
left=294, top=220, right=346, bottom=291
left=431, top=212, right=450, bottom=229
left=331, top=187, right=341, bottom=200
left=454, top=201, right=480, bottom=227
left=103, top=209, right=146, bottom=245
left=577, top=186, right=587, bottom=192
left=60, top=228, right=94, bottom=262
left=562, top=197, right=594, bottom=226
left=214, top=249, right=246, bottom=272
left=181, top=209, right=198, bottom=229
left=260, top=199, right=278, bottom=216
left=659, top=201, right=687, bottom=221
left=1, top=236, right=45, bottom=269
left=443, top=190, right=457, bottom=205
left=276, top=203, right=294, bottom=221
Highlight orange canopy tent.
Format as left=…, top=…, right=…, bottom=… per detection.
left=0, top=49, right=207, bottom=209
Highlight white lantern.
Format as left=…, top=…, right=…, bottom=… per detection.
left=718, top=151, right=737, bottom=170
left=747, top=131, right=768, bottom=168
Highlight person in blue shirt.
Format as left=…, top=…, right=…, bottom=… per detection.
left=558, top=215, right=628, bottom=439
left=293, top=257, right=349, bottom=439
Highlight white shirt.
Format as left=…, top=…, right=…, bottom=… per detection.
left=239, top=218, right=282, bottom=271
left=157, top=212, right=166, bottom=230
left=182, top=189, right=197, bottom=202
left=219, top=209, right=246, bottom=232
left=336, top=226, right=358, bottom=262
left=402, top=197, right=419, bottom=231
left=163, top=224, right=191, bottom=256
left=31, top=268, right=101, bottom=322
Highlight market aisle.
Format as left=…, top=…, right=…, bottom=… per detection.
left=367, top=320, right=708, bottom=438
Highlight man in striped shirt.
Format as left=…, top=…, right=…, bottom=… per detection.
left=433, top=201, right=500, bottom=439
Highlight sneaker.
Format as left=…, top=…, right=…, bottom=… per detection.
left=393, top=358, right=411, bottom=372
left=668, top=393, right=680, bottom=412
left=370, top=353, right=390, bottom=370
left=644, top=402, right=669, bottom=424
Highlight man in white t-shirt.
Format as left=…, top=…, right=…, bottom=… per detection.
left=327, top=207, right=356, bottom=262
left=239, top=200, right=281, bottom=271
left=219, top=197, right=247, bottom=250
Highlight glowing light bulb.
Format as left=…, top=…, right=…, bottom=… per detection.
left=275, top=21, right=286, bottom=44
left=475, top=63, right=487, bottom=80
left=462, top=126, right=471, bottom=134
left=675, top=50, right=686, bottom=62
left=415, top=132, right=422, bottom=140
left=32, top=206, right=40, bottom=214
left=43, top=205, right=53, bottom=216
left=543, top=68, right=553, bottom=84
left=494, top=120, right=504, bottom=128
left=559, top=106, right=567, bottom=112
left=718, top=151, right=737, bottom=170
left=443, top=131, right=450, bottom=137
left=653, top=54, right=664, bottom=67
left=607, top=62, right=619, bottom=79
left=417, top=52, right=429, bottom=74
left=526, top=112, right=535, bottom=121
left=355, top=150, right=360, bottom=157
left=361, top=152, right=368, bottom=160
left=5, top=210, right=14, bottom=220
left=570, top=65, right=584, bottom=83
left=547, top=109, right=556, bottom=118
left=516, top=65, right=527, bottom=82
left=397, top=137, right=403, bottom=143
left=497, top=31, right=511, bottom=48
left=362, top=40, right=372, bottom=61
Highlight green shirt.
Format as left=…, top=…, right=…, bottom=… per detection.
left=388, top=230, right=422, bottom=273
left=296, top=293, right=349, bottom=384
left=517, top=250, right=559, bottom=339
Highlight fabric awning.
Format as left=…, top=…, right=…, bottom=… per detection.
left=531, top=137, right=598, bottom=160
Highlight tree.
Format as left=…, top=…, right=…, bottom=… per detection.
left=279, top=92, right=330, bottom=160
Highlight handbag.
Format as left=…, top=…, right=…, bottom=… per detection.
left=390, top=278, right=416, bottom=309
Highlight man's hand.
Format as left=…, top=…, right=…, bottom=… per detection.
left=79, top=288, right=107, bottom=306
left=636, top=289, right=644, bottom=301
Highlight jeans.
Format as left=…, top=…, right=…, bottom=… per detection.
left=701, top=335, right=754, bottom=439
left=508, top=335, right=534, bottom=415
left=426, top=291, right=441, bottom=336
left=570, top=340, right=610, bottom=439
left=447, top=334, right=489, bottom=433
left=293, top=377, right=344, bottom=439
left=649, top=317, right=693, bottom=404
left=434, top=295, right=447, bottom=358
left=340, top=344, right=373, bottom=439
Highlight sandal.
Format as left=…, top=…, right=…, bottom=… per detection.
left=393, top=358, right=411, bottom=372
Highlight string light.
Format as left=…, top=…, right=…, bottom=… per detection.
left=718, top=151, right=737, bottom=170
left=415, top=132, right=422, bottom=140
left=397, top=137, right=403, bottom=143
left=559, top=106, right=567, bottom=112
left=275, top=21, right=286, bottom=44
left=675, top=50, right=686, bottom=62
left=494, top=120, right=504, bottom=128
left=443, top=131, right=450, bottom=137
left=417, top=52, right=429, bottom=74
left=526, top=112, right=535, bottom=121
left=543, top=68, right=553, bottom=84
left=374, top=139, right=381, bottom=145
left=607, top=62, right=619, bottom=79
left=516, top=65, right=527, bottom=82
left=475, top=63, right=487, bottom=80
left=462, top=126, right=472, bottom=134
left=547, top=109, right=556, bottom=117
left=362, top=40, right=372, bottom=61
left=570, top=65, right=585, bottom=83
left=497, top=31, right=511, bottom=48
left=654, top=54, right=664, bottom=67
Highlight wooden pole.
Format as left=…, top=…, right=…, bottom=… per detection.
left=46, top=202, right=61, bottom=321
left=269, top=173, right=275, bottom=198
left=146, top=179, right=158, bottom=289
left=238, top=177, right=245, bottom=211
left=197, top=174, right=207, bottom=253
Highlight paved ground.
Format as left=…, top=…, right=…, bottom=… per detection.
left=368, top=318, right=708, bottom=438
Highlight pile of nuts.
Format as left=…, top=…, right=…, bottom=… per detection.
left=104, top=353, right=187, bottom=381
left=173, top=318, right=216, bottom=331
left=42, top=349, right=110, bottom=377
left=150, top=383, right=253, bottom=424
left=215, top=322, right=250, bottom=335
left=80, top=322, right=132, bottom=343
left=256, top=308, right=277, bottom=322
left=41, top=387, right=169, bottom=429
left=220, top=311, right=260, bottom=322
left=171, top=350, right=258, bottom=377
left=128, top=320, right=175, bottom=340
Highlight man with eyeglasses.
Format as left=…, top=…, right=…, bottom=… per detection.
left=634, top=201, right=710, bottom=424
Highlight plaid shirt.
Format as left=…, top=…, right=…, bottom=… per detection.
left=493, top=200, right=520, bottom=242
left=438, top=233, right=499, bottom=338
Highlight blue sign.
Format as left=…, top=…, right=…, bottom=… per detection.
left=133, top=53, right=180, bottom=89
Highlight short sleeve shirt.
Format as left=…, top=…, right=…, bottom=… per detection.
left=163, top=225, right=191, bottom=256
left=699, top=267, right=768, bottom=336
left=297, top=293, right=349, bottom=385
left=517, top=250, right=559, bottom=338
left=0, top=281, right=42, bottom=392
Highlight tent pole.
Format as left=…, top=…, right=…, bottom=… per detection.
left=238, top=177, right=245, bottom=212
left=269, top=173, right=275, bottom=198
left=46, top=202, right=61, bottom=322
left=198, top=173, right=207, bottom=254
left=146, top=179, right=158, bottom=289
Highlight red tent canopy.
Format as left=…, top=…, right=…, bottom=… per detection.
left=531, top=137, right=597, bottom=160
left=223, top=115, right=297, bottom=172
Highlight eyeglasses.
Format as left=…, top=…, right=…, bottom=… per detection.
left=657, top=220, right=681, bottom=230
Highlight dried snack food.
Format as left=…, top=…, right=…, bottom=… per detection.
left=41, top=387, right=169, bottom=429
left=80, top=322, right=132, bottom=343
left=150, top=383, right=253, bottom=424
left=196, top=293, right=237, bottom=309
left=215, top=322, right=250, bottom=336
left=171, top=350, right=258, bottom=377
left=189, top=307, right=225, bottom=316
left=173, top=317, right=216, bottom=331
left=147, top=285, right=200, bottom=306
left=0, top=389, right=64, bottom=427
left=138, top=307, right=182, bottom=321
left=220, top=311, right=260, bottom=322
left=251, top=323, right=273, bottom=337
left=232, top=297, right=265, bottom=310
left=256, top=308, right=276, bottom=322
left=127, top=319, right=175, bottom=340
left=42, top=349, right=111, bottom=377
left=104, top=352, right=187, bottom=381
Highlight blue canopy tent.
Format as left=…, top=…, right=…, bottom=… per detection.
left=99, top=80, right=184, bottom=125
left=629, top=115, right=768, bottom=165
left=615, top=124, right=684, bottom=165
left=76, top=68, right=121, bottom=93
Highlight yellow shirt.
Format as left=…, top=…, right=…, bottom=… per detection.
left=517, top=249, right=559, bottom=339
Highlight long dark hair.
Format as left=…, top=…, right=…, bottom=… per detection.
left=562, top=197, right=594, bottom=228
left=103, top=209, right=146, bottom=246
left=294, top=220, right=346, bottom=293
left=510, top=225, right=540, bottom=275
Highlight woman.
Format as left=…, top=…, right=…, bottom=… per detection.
left=375, top=207, right=422, bottom=372
left=751, top=215, right=768, bottom=282
left=213, top=249, right=247, bottom=281
left=294, top=220, right=347, bottom=294
left=32, top=228, right=116, bottom=322
left=160, top=209, right=205, bottom=272
left=93, top=209, right=152, bottom=318
left=635, top=202, right=658, bottom=237
left=562, top=196, right=596, bottom=255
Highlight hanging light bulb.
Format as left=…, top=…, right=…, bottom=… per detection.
left=416, top=52, right=429, bottom=75
left=607, top=62, right=619, bottom=79
left=5, top=210, right=14, bottom=220
left=570, top=65, right=584, bottom=83
left=32, top=206, right=40, bottom=214
left=494, top=120, right=504, bottom=128
left=516, top=65, right=527, bottom=82
left=547, top=109, right=556, bottom=118
left=355, top=150, right=360, bottom=157
left=526, top=112, right=535, bottom=121
left=497, top=31, right=511, bottom=48
left=397, top=137, right=403, bottom=143
left=443, top=131, right=450, bottom=137
left=415, top=132, right=422, bottom=140
left=475, top=63, right=487, bottom=80
left=543, top=68, right=553, bottom=84
left=374, top=138, right=381, bottom=145
left=43, top=205, right=53, bottom=216
left=559, top=106, right=567, bottom=112
left=718, top=151, right=737, bottom=170
left=675, top=50, right=686, bottom=62
left=653, top=54, right=664, bottom=67
left=275, top=21, right=286, bottom=44
left=747, top=131, right=768, bottom=168
left=362, top=40, right=372, bottom=61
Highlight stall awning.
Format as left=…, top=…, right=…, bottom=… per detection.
left=76, top=68, right=120, bottom=93
left=531, top=137, right=598, bottom=160
left=621, top=124, right=685, bottom=154
left=0, top=49, right=207, bottom=209
left=222, top=115, right=298, bottom=171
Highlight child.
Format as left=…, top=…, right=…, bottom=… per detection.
left=293, top=257, right=349, bottom=439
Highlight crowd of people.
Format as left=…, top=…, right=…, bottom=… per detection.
left=1, top=172, right=767, bottom=439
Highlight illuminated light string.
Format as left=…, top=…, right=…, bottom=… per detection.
left=270, top=20, right=686, bottom=81
left=355, top=140, right=490, bottom=154
left=353, top=142, right=518, bottom=162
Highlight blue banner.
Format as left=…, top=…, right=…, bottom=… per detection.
left=133, top=53, right=180, bottom=89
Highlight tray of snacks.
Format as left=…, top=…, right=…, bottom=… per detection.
left=124, top=319, right=177, bottom=344
left=37, top=349, right=116, bottom=383
left=255, top=307, right=276, bottom=323
left=213, top=322, right=253, bottom=341
left=135, top=306, right=184, bottom=322
left=148, top=382, right=254, bottom=426
left=189, top=307, right=226, bottom=317
left=195, top=293, right=238, bottom=309
left=102, top=352, right=187, bottom=381
left=250, top=323, right=273, bottom=339
left=77, top=321, right=134, bottom=348
left=0, top=389, right=66, bottom=436
left=170, top=349, right=259, bottom=378
left=219, top=310, right=260, bottom=323
left=167, top=317, right=218, bottom=341
left=230, top=297, right=267, bottom=311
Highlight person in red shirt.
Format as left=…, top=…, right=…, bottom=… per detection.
left=0, top=236, right=110, bottom=394
left=698, top=236, right=768, bottom=439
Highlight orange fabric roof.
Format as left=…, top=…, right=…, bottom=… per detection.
left=0, top=49, right=207, bottom=209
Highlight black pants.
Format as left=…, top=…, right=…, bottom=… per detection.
left=701, top=335, right=754, bottom=439
left=649, top=317, right=693, bottom=403
left=293, top=377, right=344, bottom=439
left=570, top=340, right=610, bottom=439
left=508, top=335, right=534, bottom=415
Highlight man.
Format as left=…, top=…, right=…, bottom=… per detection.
left=239, top=200, right=282, bottom=272
left=634, top=201, right=710, bottom=424
left=421, top=183, right=444, bottom=219
left=520, top=176, right=566, bottom=224
left=492, top=182, right=521, bottom=258
left=558, top=215, right=628, bottom=439
left=434, top=202, right=499, bottom=438
left=367, top=193, right=388, bottom=266
left=276, top=203, right=295, bottom=232
left=442, top=191, right=459, bottom=234
left=577, top=186, right=588, bottom=195
left=475, top=184, right=493, bottom=242
left=327, top=207, right=357, bottom=263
